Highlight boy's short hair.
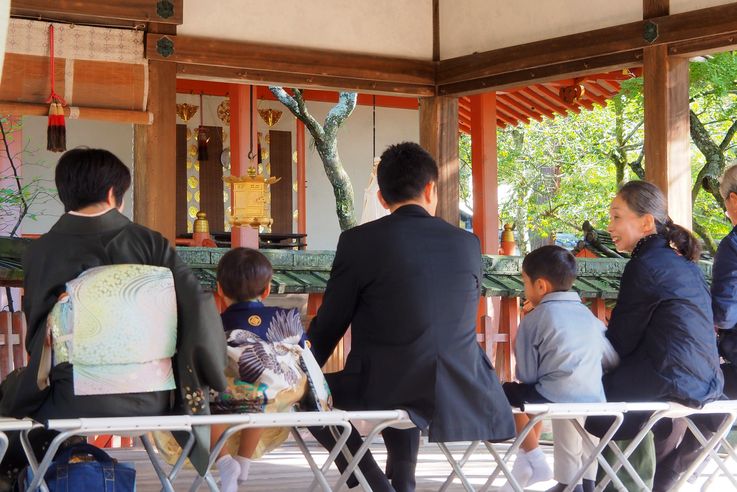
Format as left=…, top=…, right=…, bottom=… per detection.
left=522, top=245, right=577, bottom=291
left=55, top=148, right=131, bottom=212
left=377, top=142, right=439, bottom=205
left=217, top=248, right=273, bottom=301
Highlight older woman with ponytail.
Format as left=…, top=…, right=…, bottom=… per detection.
left=589, top=180, right=723, bottom=491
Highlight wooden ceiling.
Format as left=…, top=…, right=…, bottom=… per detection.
left=458, top=68, right=643, bottom=132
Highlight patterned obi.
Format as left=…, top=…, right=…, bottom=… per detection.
left=46, top=264, right=177, bottom=396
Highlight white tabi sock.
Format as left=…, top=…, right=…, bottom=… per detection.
left=235, top=455, right=252, bottom=483
left=216, top=455, right=240, bottom=492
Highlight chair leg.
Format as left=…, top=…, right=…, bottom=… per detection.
left=437, top=442, right=476, bottom=492
left=672, top=414, right=737, bottom=490
left=141, top=433, right=176, bottom=492
left=438, top=441, right=479, bottom=492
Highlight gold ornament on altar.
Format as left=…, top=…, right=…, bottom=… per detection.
left=223, top=167, right=281, bottom=228
left=258, top=108, right=283, bottom=127
left=217, top=100, right=231, bottom=125
left=176, top=103, right=199, bottom=122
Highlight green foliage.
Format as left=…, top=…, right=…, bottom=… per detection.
left=459, top=133, right=472, bottom=209
left=458, top=54, right=737, bottom=252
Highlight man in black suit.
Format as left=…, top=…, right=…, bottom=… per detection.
left=309, top=142, right=515, bottom=492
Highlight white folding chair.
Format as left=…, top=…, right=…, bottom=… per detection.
left=187, top=411, right=355, bottom=492
left=20, top=415, right=196, bottom=492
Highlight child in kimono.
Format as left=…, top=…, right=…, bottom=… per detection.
left=501, top=246, right=619, bottom=492
left=210, top=248, right=307, bottom=492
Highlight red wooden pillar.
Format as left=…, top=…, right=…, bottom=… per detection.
left=589, top=297, right=608, bottom=323
left=229, top=84, right=259, bottom=248
left=470, top=93, right=500, bottom=361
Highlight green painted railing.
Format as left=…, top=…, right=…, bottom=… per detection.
left=0, top=239, right=713, bottom=299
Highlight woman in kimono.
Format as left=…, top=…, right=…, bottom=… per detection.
left=0, top=148, right=227, bottom=483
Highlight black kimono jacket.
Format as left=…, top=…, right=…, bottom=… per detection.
left=308, top=205, right=515, bottom=443
left=0, top=209, right=227, bottom=474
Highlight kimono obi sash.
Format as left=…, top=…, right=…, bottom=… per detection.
left=47, top=264, right=177, bottom=396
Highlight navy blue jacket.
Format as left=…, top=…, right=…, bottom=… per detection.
left=221, top=301, right=306, bottom=347
left=604, top=234, right=723, bottom=407
left=712, top=225, right=737, bottom=364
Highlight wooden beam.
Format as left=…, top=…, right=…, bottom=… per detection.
left=495, top=98, right=530, bottom=125
left=438, top=3, right=737, bottom=86
left=0, top=101, right=152, bottom=124
left=506, top=91, right=555, bottom=119
left=419, top=96, right=459, bottom=226
left=11, top=0, right=183, bottom=25
left=150, top=34, right=435, bottom=90
left=520, top=87, right=567, bottom=116
left=643, top=44, right=691, bottom=228
left=497, top=94, right=542, bottom=122
left=669, top=31, right=737, bottom=57
left=177, top=65, right=434, bottom=97
left=533, top=85, right=581, bottom=114
left=439, top=51, right=642, bottom=96
left=257, top=88, right=420, bottom=110
left=134, top=59, right=176, bottom=243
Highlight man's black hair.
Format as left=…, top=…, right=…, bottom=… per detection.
left=521, top=245, right=577, bottom=291
left=55, top=148, right=131, bottom=212
left=377, top=142, right=439, bottom=205
left=217, top=248, right=273, bottom=302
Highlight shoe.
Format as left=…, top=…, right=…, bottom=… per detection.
left=545, top=483, right=583, bottom=492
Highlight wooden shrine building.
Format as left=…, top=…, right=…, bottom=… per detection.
left=2, top=0, right=737, bottom=377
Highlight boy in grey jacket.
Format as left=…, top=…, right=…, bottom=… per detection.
left=501, top=246, right=619, bottom=492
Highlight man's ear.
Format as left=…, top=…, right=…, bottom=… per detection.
left=423, top=181, right=436, bottom=202
left=106, top=187, right=116, bottom=207
left=377, top=190, right=389, bottom=210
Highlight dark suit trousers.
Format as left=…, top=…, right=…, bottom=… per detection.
left=309, top=370, right=421, bottom=492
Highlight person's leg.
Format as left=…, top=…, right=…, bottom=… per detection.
left=382, top=427, right=420, bottom=492
left=499, top=413, right=534, bottom=492
left=235, top=429, right=262, bottom=483
left=551, top=419, right=583, bottom=487
left=500, top=383, right=553, bottom=492
left=652, top=413, right=727, bottom=492
left=210, top=424, right=239, bottom=492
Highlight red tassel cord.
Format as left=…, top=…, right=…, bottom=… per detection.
left=46, top=25, right=66, bottom=152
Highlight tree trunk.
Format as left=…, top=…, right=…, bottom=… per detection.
left=693, top=219, right=718, bottom=255
left=315, top=140, right=356, bottom=230
left=268, top=87, right=358, bottom=231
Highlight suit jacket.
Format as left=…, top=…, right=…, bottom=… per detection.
left=308, top=205, right=515, bottom=442
left=1, top=209, right=227, bottom=474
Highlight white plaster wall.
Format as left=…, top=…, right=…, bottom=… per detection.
left=440, top=0, right=642, bottom=59
left=671, top=0, right=737, bottom=13
left=180, top=0, right=433, bottom=60
left=301, top=102, right=419, bottom=251
left=19, top=116, right=134, bottom=234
